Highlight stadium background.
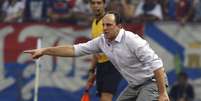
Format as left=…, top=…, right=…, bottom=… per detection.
left=1, top=0, right=201, bottom=101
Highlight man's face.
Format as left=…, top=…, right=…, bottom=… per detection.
left=90, top=0, right=105, bottom=16
left=102, top=14, right=120, bottom=41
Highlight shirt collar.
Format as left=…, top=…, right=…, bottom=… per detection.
left=114, top=28, right=124, bottom=43
left=105, top=28, right=125, bottom=45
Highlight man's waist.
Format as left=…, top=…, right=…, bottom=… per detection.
left=130, top=77, right=156, bottom=89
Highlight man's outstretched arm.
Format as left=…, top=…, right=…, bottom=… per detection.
left=24, top=45, right=75, bottom=59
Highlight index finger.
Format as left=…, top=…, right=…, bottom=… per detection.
left=23, top=50, right=34, bottom=53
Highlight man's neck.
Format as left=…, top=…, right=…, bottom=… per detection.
left=95, top=12, right=105, bottom=23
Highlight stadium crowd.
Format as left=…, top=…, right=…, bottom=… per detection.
left=0, top=0, right=201, bottom=25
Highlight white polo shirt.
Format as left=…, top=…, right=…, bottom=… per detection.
left=74, top=28, right=163, bottom=86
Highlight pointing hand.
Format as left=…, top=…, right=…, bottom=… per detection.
left=24, top=49, right=44, bottom=59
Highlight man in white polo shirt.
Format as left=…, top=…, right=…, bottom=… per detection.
left=24, top=11, right=169, bottom=101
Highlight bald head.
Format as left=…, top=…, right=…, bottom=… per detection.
left=105, top=11, right=122, bottom=24
left=103, top=14, right=116, bottom=25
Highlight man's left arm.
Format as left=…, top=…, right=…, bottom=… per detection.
left=154, top=67, right=169, bottom=101
left=131, top=35, right=169, bottom=101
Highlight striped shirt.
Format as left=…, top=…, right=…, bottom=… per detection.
left=74, top=28, right=163, bottom=86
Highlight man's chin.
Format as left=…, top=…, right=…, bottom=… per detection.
left=104, top=35, right=109, bottom=40
left=95, top=11, right=101, bottom=16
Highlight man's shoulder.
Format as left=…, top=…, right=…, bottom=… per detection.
left=124, top=30, right=140, bottom=40
left=124, top=30, right=147, bottom=47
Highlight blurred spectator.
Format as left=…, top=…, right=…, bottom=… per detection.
left=23, top=0, right=48, bottom=22
left=165, top=0, right=177, bottom=20
left=169, top=72, right=195, bottom=101
left=47, top=0, right=75, bottom=23
left=193, top=0, right=201, bottom=22
left=158, top=0, right=169, bottom=20
left=175, top=0, right=194, bottom=24
left=71, top=0, right=92, bottom=26
left=72, top=0, right=92, bottom=16
left=121, top=0, right=140, bottom=23
left=106, top=0, right=123, bottom=15
left=2, top=0, right=25, bottom=23
left=134, top=0, right=163, bottom=23
left=0, top=0, right=5, bottom=21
